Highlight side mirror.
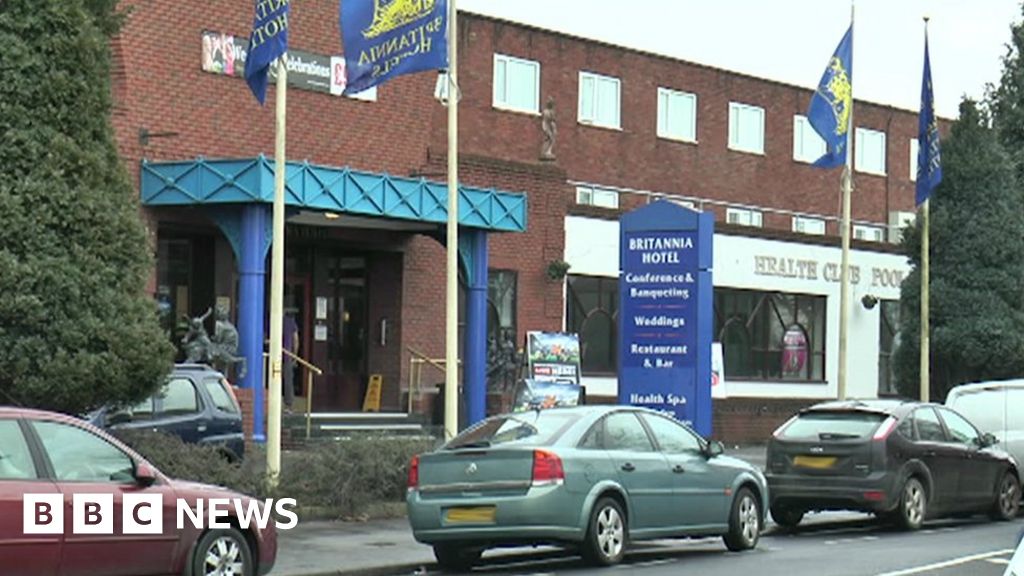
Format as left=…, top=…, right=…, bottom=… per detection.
left=705, top=440, right=725, bottom=458
left=134, top=462, right=158, bottom=487
left=978, top=432, right=999, bottom=448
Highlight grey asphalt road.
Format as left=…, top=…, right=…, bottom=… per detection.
left=403, top=515, right=1023, bottom=576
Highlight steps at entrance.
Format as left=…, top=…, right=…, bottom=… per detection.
left=281, top=412, right=435, bottom=447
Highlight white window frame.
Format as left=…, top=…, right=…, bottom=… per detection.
left=492, top=53, right=540, bottom=114
left=853, top=224, right=885, bottom=242
left=792, top=216, right=826, bottom=235
left=728, top=102, right=765, bottom=155
left=576, top=185, right=619, bottom=209
left=657, top=87, right=697, bottom=143
left=855, top=127, right=887, bottom=176
left=909, top=138, right=919, bottom=181
left=578, top=71, right=621, bottom=130
left=793, top=115, right=826, bottom=164
left=726, top=207, right=763, bottom=227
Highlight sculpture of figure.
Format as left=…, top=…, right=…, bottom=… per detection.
left=179, top=305, right=247, bottom=379
left=181, top=308, right=213, bottom=364
left=540, top=96, right=557, bottom=161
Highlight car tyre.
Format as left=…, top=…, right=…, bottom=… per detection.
left=770, top=504, right=804, bottom=529
left=433, top=544, right=483, bottom=572
left=191, top=527, right=254, bottom=576
left=991, top=470, right=1021, bottom=521
left=896, top=477, right=927, bottom=531
left=582, top=497, right=627, bottom=566
left=724, top=488, right=761, bottom=551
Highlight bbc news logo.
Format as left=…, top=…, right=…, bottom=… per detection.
left=23, top=495, right=298, bottom=534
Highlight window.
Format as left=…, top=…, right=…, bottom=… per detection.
left=713, top=288, right=827, bottom=382
left=909, top=139, right=919, bottom=181
left=487, top=270, right=518, bottom=394
left=855, top=127, right=887, bottom=175
left=936, top=408, right=980, bottom=446
left=657, top=87, right=697, bottom=142
left=949, top=389, right=1005, bottom=434
left=0, top=420, right=36, bottom=480
left=792, top=216, right=826, bottom=235
left=603, top=412, right=654, bottom=452
left=493, top=54, right=540, bottom=113
left=878, top=300, right=900, bottom=396
left=913, top=408, right=946, bottom=443
left=447, top=411, right=582, bottom=449
left=1008, top=389, right=1024, bottom=430
left=204, top=377, right=239, bottom=414
left=853, top=224, right=884, bottom=242
left=640, top=414, right=703, bottom=454
left=566, top=275, right=618, bottom=374
left=778, top=412, right=886, bottom=440
left=726, top=208, right=763, bottom=227
left=578, top=71, right=621, bottom=129
left=793, top=115, right=826, bottom=163
left=728, top=102, right=765, bottom=154
left=576, top=185, right=619, bottom=209
left=161, top=378, right=199, bottom=415
left=33, top=421, right=135, bottom=483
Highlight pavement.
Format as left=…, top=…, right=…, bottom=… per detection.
left=272, top=445, right=771, bottom=576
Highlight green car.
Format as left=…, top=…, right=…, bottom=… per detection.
left=406, top=405, right=768, bottom=570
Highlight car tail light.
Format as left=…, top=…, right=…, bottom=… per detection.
left=407, top=455, right=419, bottom=491
left=531, top=450, right=565, bottom=487
left=873, top=416, right=897, bottom=441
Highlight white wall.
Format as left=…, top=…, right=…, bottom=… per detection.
left=564, top=215, right=911, bottom=400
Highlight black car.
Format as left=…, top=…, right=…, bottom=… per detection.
left=766, top=399, right=1021, bottom=530
left=88, top=364, right=246, bottom=461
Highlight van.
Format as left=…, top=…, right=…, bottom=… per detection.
left=945, top=379, right=1024, bottom=468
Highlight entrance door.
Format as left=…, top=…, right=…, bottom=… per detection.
left=319, top=254, right=367, bottom=411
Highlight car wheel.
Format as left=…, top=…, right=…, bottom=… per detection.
left=770, top=504, right=804, bottom=529
left=191, top=527, right=254, bottom=576
left=897, top=477, right=927, bottom=531
left=582, top=497, right=627, bottom=566
left=724, top=488, right=761, bottom=551
left=991, top=470, right=1021, bottom=521
left=433, top=544, right=483, bottom=572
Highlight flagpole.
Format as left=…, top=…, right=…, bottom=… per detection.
left=444, top=0, right=460, bottom=441
left=920, top=17, right=931, bottom=404
left=267, top=55, right=287, bottom=483
left=837, top=3, right=854, bottom=401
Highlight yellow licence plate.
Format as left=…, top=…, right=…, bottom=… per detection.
left=445, top=506, right=497, bottom=524
left=793, top=455, right=837, bottom=469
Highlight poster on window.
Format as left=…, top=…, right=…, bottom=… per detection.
left=781, top=324, right=808, bottom=378
left=526, top=331, right=581, bottom=384
left=711, top=342, right=727, bottom=399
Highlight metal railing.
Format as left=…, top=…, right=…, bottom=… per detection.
left=407, top=346, right=460, bottom=415
left=263, top=349, right=323, bottom=439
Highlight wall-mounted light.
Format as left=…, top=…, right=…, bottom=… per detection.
left=324, top=212, right=340, bottom=220
left=861, top=294, right=879, bottom=310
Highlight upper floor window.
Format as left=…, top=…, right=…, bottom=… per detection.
left=578, top=71, right=621, bottom=129
left=576, top=185, right=619, bottom=209
left=792, top=216, right=826, bottom=235
left=493, top=54, right=540, bottom=114
left=726, top=207, right=763, bottom=227
left=793, top=115, right=826, bottom=163
left=728, top=102, right=765, bottom=154
left=657, top=87, right=697, bottom=142
left=853, top=224, right=885, bottom=242
left=909, top=138, right=919, bottom=181
left=855, top=128, right=887, bottom=175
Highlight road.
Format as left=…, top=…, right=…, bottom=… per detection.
left=408, top=514, right=1023, bottom=576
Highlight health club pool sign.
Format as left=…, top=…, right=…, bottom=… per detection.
left=618, top=200, right=713, bottom=436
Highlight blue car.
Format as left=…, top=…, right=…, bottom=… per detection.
left=88, top=364, right=246, bottom=461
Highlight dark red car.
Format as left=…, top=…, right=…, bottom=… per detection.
left=0, top=407, right=277, bottom=576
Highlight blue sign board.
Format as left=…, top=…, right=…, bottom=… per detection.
left=619, top=201, right=714, bottom=436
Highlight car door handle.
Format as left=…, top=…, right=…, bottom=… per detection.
left=197, top=424, right=207, bottom=432
left=621, top=463, right=636, bottom=472
left=924, top=450, right=937, bottom=457
left=672, top=465, right=686, bottom=474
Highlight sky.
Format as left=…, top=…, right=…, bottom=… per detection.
left=457, top=0, right=1023, bottom=120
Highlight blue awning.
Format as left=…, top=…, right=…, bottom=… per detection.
left=141, top=156, right=527, bottom=233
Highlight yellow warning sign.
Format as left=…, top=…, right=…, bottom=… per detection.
left=362, top=374, right=382, bottom=412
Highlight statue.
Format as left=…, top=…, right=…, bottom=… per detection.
left=179, top=305, right=247, bottom=379
left=540, top=96, right=557, bottom=161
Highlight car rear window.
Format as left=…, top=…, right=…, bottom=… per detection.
left=204, top=377, right=240, bottom=414
left=446, top=411, right=581, bottom=449
left=780, top=411, right=887, bottom=440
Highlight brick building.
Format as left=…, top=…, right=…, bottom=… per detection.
left=111, top=4, right=938, bottom=442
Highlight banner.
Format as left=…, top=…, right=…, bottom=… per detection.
left=244, top=0, right=291, bottom=104
left=339, top=0, right=449, bottom=95
left=513, top=379, right=582, bottom=412
left=526, top=331, right=581, bottom=384
left=807, top=24, right=853, bottom=168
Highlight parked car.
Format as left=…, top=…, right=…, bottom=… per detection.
left=766, top=399, right=1020, bottom=530
left=407, top=405, right=767, bottom=571
left=946, top=379, right=1024, bottom=474
left=87, top=364, right=245, bottom=461
left=0, top=406, right=276, bottom=576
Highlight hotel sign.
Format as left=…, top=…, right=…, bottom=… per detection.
left=752, top=255, right=906, bottom=288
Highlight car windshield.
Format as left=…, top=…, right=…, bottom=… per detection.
left=781, top=411, right=887, bottom=440
left=204, top=377, right=239, bottom=414
left=446, top=411, right=582, bottom=449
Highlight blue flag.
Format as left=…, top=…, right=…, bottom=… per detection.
left=807, top=25, right=853, bottom=168
left=916, top=32, right=942, bottom=205
left=244, top=0, right=291, bottom=105
left=339, top=0, right=449, bottom=95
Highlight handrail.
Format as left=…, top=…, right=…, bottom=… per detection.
left=283, top=348, right=323, bottom=375
left=262, top=348, right=323, bottom=440
left=406, top=347, right=460, bottom=415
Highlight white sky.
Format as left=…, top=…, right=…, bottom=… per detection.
left=458, top=0, right=1022, bottom=120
